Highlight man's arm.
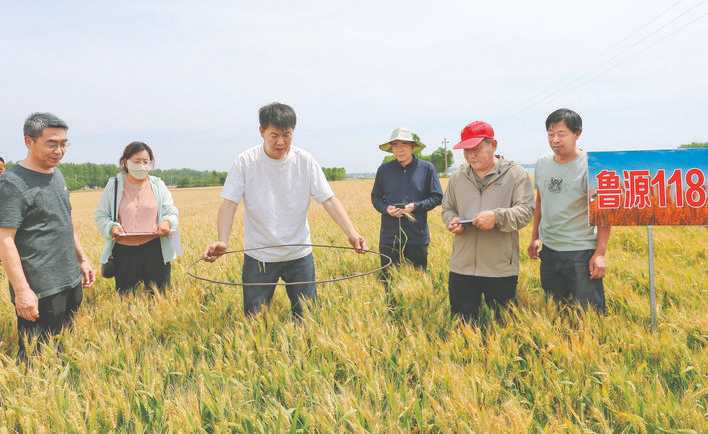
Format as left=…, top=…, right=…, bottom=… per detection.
left=371, top=168, right=388, bottom=214
left=413, top=168, right=443, bottom=212
left=203, top=199, right=239, bottom=261
left=589, top=225, right=611, bottom=279
left=73, top=223, right=95, bottom=288
left=441, top=176, right=459, bottom=225
left=321, top=196, right=367, bottom=252
left=0, top=227, right=39, bottom=321
left=481, top=172, right=535, bottom=232
left=527, top=191, right=542, bottom=259
left=441, top=176, right=465, bottom=235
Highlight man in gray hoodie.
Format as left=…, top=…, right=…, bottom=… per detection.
left=442, top=121, right=534, bottom=323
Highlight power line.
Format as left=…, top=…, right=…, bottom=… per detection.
left=509, top=0, right=689, bottom=113
left=506, top=0, right=707, bottom=117
left=518, top=3, right=708, bottom=114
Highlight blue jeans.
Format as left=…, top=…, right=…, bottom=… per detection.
left=242, top=253, right=316, bottom=317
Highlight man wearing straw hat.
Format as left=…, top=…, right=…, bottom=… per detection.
left=442, top=121, right=534, bottom=324
left=371, top=128, right=443, bottom=286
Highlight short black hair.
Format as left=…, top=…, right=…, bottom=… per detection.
left=545, top=108, right=582, bottom=134
left=259, top=102, right=297, bottom=130
left=0, top=157, right=4, bottom=163
left=119, top=141, right=155, bottom=173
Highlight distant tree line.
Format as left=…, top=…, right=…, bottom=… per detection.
left=678, top=142, right=708, bottom=149
left=382, top=146, right=454, bottom=174
left=322, top=167, right=346, bottom=181
left=3, top=161, right=227, bottom=191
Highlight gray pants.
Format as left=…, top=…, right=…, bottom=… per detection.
left=540, top=247, right=606, bottom=313
left=242, top=253, right=316, bottom=317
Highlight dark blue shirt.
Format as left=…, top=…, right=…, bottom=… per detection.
left=371, top=157, right=443, bottom=246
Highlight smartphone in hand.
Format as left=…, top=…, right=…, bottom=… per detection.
left=458, top=219, right=474, bottom=226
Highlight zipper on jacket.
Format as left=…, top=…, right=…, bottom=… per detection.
left=473, top=186, right=483, bottom=275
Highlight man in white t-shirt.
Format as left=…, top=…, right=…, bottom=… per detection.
left=204, top=102, right=368, bottom=317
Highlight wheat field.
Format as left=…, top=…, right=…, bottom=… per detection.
left=0, top=180, right=706, bottom=433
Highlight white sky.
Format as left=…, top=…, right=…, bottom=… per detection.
left=1, top=1, right=706, bottom=172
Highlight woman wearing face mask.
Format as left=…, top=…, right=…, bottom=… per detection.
left=95, top=141, right=181, bottom=294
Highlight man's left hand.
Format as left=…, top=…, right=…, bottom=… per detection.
left=80, top=259, right=95, bottom=287
left=589, top=253, right=606, bottom=279
left=472, top=210, right=496, bottom=231
left=404, top=203, right=415, bottom=214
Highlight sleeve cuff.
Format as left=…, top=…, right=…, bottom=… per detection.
left=493, top=209, right=505, bottom=229
left=165, top=215, right=178, bottom=231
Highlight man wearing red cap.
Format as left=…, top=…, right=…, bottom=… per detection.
left=441, top=121, right=534, bottom=323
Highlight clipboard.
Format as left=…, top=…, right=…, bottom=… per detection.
left=116, top=232, right=157, bottom=240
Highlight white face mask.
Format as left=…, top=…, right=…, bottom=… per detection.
left=126, top=160, right=151, bottom=180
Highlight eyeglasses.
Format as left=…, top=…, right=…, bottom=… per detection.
left=44, top=141, right=70, bottom=151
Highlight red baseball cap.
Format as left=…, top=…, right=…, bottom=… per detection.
left=453, top=121, right=495, bottom=150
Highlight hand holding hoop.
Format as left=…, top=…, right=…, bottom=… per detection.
left=203, top=241, right=228, bottom=262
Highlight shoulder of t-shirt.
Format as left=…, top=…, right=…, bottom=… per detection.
left=533, top=154, right=554, bottom=174
left=0, top=175, right=26, bottom=204
left=233, top=145, right=262, bottom=166
left=2, top=167, right=30, bottom=191
left=534, top=154, right=553, bottom=167
left=291, top=146, right=317, bottom=162
left=292, top=147, right=326, bottom=171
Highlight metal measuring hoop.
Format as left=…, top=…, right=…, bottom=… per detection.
left=187, top=243, right=393, bottom=286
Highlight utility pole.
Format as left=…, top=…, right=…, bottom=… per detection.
left=441, top=137, right=450, bottom=175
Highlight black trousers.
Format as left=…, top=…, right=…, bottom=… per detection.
left=113, top=238, right=171, bottom=294
left=17, top=284, right=83, bottom=359
left=448, top=272, right=517, bottom=324
left=379, top=243, right=428, bottom=287
left=539, top=247, right=606, bottom=313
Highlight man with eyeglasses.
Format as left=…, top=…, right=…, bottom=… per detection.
left=0, top=112, right=95, bottom=358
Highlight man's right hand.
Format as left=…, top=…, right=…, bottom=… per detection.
left=447, top=217, right=465, bottom=235
left=527, top=239, right=541, bottom=259
left=15, top=288, right=39, bottom=322
left=203, top=241, right=228, bottom=262
left=386, top=205, right=403, bottom=218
